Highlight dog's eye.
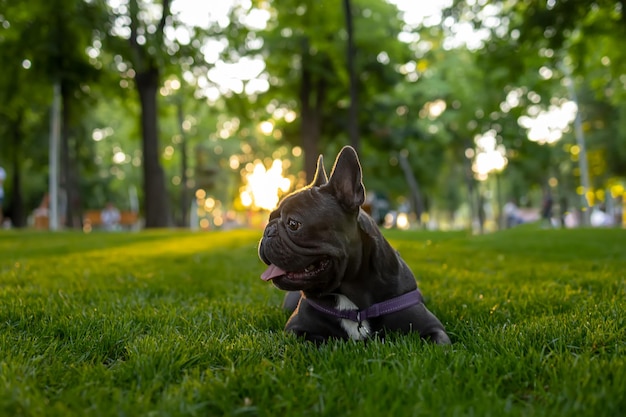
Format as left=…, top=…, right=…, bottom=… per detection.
left=286, top=218, right=301, bottom=231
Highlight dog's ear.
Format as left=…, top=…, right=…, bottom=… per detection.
left=311, top=154, right=328, bottom=187
left=326, top=146, right=365, bottom=211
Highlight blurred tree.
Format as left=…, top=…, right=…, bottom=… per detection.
left=343, top=0, right=359, bottom=152
left=0, top=2, right=47, bottom=227
left=0, top=0, right=104, bottom=228
left=100, top=0, right=256, bottom=227
left=257, top=0, right=410, bottom=181
left=100, top=0, right=175, bottom=227
left=444, top=0, right=626, bottom=215
left=4, top=0, right=623, bottom=231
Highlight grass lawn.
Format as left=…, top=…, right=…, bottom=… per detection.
left=1, top=227, right=625, bottom=416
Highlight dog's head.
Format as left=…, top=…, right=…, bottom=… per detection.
left=258, top=146, right=366, bottom=294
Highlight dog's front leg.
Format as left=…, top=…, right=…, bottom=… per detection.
left=282, top=291, right=302, bottom=313
left=387, top=303, right=451, bottom=344
left=284, top=302, right=349, bottom=343
left=410, top=303, right=451, bottom=344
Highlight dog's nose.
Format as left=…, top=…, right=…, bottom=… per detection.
left=264, top=222, right=277, bottom=238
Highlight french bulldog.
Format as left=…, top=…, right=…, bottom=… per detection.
left=258, top=146, right=451, bottom=344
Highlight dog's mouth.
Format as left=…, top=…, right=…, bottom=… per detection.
left=261, top=258, right=331, bottom=282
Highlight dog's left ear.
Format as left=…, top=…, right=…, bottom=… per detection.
left=326, top=146, right=365, bottom=211
left=311, top=154, right=328, bottom=187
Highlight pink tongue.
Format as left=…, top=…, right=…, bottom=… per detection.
left=261, top=264, right=287, bottom=281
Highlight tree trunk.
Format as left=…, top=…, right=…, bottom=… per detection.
left=300, top=38, right=323, bottom=183
left=398, top=150, right=424, bottom=225
left=495, top=171, right=503, bottom=230
left=177, top=100, right=189, bottom=227
left=60, top=81, right=81, bottom=228
left=127, top=0, right=171, bottom=228
left=343, top=0, right=359, bottom=153
left=9, top=152, right=24, bottom=227
left=9, top=119, right=25, bottom=228
left=463, top=139, right=478, bottom=232
left=136, top=67, right=171, bottom=228
left=301, top=117, right=319, bottom=184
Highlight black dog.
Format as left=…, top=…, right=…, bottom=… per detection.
left=259, top=146, right=450, bottom=344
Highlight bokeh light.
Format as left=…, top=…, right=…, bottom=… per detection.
left=240, top=159, right=291, bottom=211
left=472, top=130, right=508, bottom=181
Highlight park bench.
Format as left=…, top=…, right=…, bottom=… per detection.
left=82, top=210, right=140, bottom=231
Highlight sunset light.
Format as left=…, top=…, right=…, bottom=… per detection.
left=471, top=130, right=508, bottom=181
left=240, top=159, right=291, bottom=211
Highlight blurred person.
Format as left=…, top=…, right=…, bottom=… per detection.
left=503, top=199, right=522, bottom=228
left=541, top=189, right=553, bottom=228
left=615, top=195, right=623, bottom=227
left=477, top=192, right=486, bottom=234
left=590, top=204, right=612, bottom=227
left=101, top=202, right=121, bottom=231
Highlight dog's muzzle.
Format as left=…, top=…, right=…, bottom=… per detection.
left=264, top=221, right=278, bottom=238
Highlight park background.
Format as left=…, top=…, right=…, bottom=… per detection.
left=1, top=2, right=626, bottom=416
left=1, top=0, right=625, bottom=232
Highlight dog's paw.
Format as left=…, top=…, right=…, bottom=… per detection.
left=429, top=330, right=452, bottom=345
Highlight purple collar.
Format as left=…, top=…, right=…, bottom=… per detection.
left=305, top=289, right=423, bottom=323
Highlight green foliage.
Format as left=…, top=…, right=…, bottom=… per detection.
left=258, top=1, right=410, bottom=142
left=2, top=0, right=625, bottom=227
left=1, top=228, right=625, bottom=416
left=441, top=0, right=626, bottom=216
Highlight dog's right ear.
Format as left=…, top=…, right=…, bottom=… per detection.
left=311, top=154, right=328, bottom=187
left=326, top=146, right=365, bottom=212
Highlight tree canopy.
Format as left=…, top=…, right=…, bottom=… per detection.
left=0, top=0, right=623, bottom=230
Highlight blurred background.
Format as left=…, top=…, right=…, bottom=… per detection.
left=0, top=0, right=624, bottom=233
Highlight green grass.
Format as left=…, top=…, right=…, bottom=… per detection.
left=1, top=227, right=625, bottom=417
